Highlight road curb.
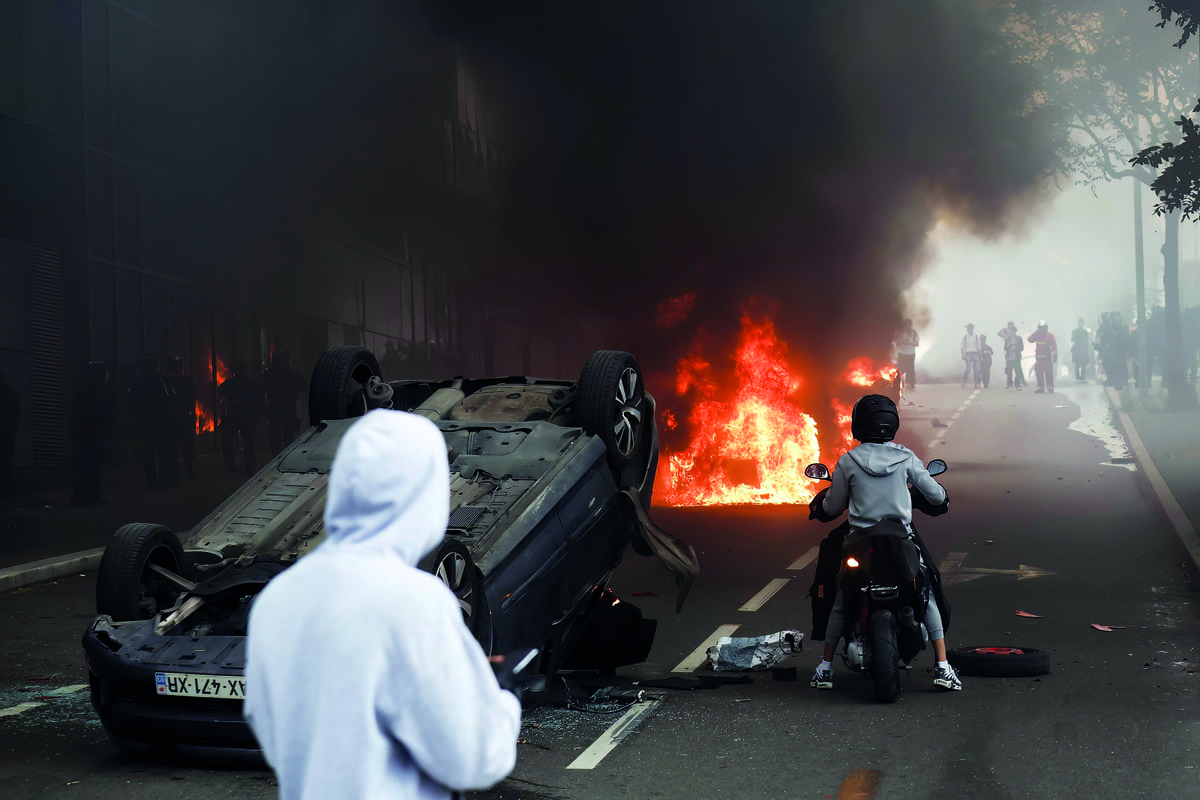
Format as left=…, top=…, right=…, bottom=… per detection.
left=1106, top=386, right=1200, bottom=574
left=0, top=547, right=105, bottom=593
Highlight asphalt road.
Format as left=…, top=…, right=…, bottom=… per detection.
left=3, top=380, right=1199, bottom=799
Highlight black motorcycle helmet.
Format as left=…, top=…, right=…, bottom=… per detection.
left=850, top=393, right=899, bottom=443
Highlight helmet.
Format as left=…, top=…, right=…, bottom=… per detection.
left=851, top=394, right=899, bottom=443
left=1038, top=320, right=1048, bottom=329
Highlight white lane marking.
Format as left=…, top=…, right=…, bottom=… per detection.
left=738, top=578, right=790, bottom=612
left=672, top=624, right=740, bottom=673
left=1108, top=387, right=1200, bottom=570
left=788, top=546, right=819, bottom=571
left=0, top=684, right=88, bottom=718
left=566, top=698, right=662, bottom=770
left=927, top=389, right=978, bottom=449
left=0, top=702, right=45, bottom=718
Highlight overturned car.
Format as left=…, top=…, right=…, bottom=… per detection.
left=82, top=347, right=698, bottom=759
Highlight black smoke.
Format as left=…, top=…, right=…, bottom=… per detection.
left=158, top=2, right=1058, bottom=408
left=426, top=1, right=1060, bottom=409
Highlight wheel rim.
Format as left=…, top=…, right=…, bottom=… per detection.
left=435, top=551, right=475, bottom=627
left=612, top=367, right=643, bottom=457
left=345, top=362, right=378, bottom=418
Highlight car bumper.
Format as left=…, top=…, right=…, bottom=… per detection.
left=83, top=619, right=261, bottom=759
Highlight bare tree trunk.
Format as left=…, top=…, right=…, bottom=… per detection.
left=1135, top=179, right=1148, bottom=391
left=1163, top=211, right=1196, bottom=409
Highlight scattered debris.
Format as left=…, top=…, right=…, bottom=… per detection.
left=1091, top=624, right=1125, bottom=632
left=706, top=630, right=803, bottom=671
left=1015, top=611, right=1042, bottom=618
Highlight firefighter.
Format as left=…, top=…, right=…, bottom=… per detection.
left=1027, top=320, right=1058, bottom=393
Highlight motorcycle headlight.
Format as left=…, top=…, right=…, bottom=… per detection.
left=846, top=556, right=860, bottom=568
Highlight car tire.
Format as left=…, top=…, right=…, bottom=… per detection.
left=578, top=350, right=646, bottom=471
left=308, top=346, right=383, bottom=424
left=432, top=539, right=492, bottom=654
left=948, top=645, right=1050, bottom=677
left=96, top=523, right=188, bottom=620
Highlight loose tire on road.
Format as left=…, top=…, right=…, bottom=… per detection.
left=578, top=351, right=646, bottom=471
left=948, top=645, right=1050, bottom=677
left=96, top=523, right=188, bottom=620
left=870, top=609, right=902, bottom=703
left=308, top=346, right=383, bottom=424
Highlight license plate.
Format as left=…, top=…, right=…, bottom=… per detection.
left=155, top=672, right=245, bottom=699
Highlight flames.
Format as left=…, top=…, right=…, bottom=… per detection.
left=654, top=309, right=898, bottom=507
left=195, top=352, right=232, bottom=434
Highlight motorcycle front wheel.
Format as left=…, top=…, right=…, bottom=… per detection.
left=870, top=609, right=902, bottom=703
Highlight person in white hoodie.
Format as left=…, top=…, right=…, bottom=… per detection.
left=807, top=394, right=961, bottom=693
left=244, top=408, right=522, bottom=800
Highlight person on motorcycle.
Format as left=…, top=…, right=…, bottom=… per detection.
left=808, top=393, right=962, bottom=692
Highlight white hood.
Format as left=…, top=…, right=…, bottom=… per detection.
left=322, top=408, right=449, bottom=564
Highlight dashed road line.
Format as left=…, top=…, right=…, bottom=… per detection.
left=0, top=684, right=88, bottom=718
left=0, top=702, right=45, bottom=719
left=788, top=546, right=819, bottom=571
left=738, top=578, right=790, bottom=611
left=928, top=389, right=978, bottom=449
left=672, top=624, right=740, bottom=673
left=837, top=768, right=882, bottom=799
left=566, top=697, right=663, bottom=770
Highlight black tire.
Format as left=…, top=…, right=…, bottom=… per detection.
left=578, top=351, right=646, bottom=471
left=308, top=346, right=383, bottom=424
left=948, top=645, right=1050, bottom=677
left=96, top=524, right=188, bottom=620
left=432, top=539, right=492, bottom=654
left=870, top=609, right=902, bottom=703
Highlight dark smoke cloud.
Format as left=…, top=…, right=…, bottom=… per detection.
left=157, top=1, right=1058, bottom=418
left=429, top=1, right=1059, bottom=372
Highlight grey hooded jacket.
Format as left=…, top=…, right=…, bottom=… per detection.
left=820, top=441, right=946, bottom=531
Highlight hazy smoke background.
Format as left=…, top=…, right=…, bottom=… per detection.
left=160, top=1, right=1186, bottom=429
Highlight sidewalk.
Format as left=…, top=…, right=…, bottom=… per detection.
left=0, top=451, right=256, bottom=592
left=1107, top=382, right=1200, bottom=571
left=4, top=383, right=1200, bottom=593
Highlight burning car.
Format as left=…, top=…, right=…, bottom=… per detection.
left=82, top=346, right=698, bottom=759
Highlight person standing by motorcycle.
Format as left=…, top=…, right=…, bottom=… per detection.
left=808, top=394, right=961, bottom=692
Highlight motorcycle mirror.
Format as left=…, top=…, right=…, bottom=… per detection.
left=926, top=458, right=947, bottom=477
left=804, top=463, right=831, bottom=481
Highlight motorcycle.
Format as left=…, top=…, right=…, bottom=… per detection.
left=804, top=458, right=949, bottom=703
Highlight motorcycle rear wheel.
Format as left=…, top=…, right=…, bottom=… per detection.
left=870, top=609, right=902, bottom=703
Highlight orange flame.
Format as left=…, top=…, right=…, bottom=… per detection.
left=195, top=352, right=232, bottom=434
left=654, top=311, right=902, bottom=507
left=844, top=356, right=899, bottom=387
left=655, top=311, right=822, bottom=506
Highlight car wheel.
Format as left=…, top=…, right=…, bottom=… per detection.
left=578, top=350, right=645, bottom=471
left=308, top=346, right=383, bottom=424
left=96, top=524, right=188, bottom=620
left=432, top=540, right=492, bottom=654
left=948, top=645, right=1050, bottom=677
